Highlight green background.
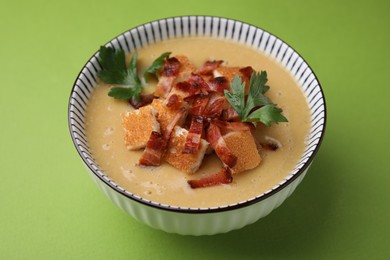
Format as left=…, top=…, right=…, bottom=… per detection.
left=1, top=0, right=389, bottom=259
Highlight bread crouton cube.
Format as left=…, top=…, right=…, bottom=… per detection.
left=214, top=66, right=241, bottom=82
left=122, top=106, right=160, bottom=150
left=155, top=55, right=196, bottom=98
left=214, top=66, right=251, bottom=93
left=164, top=126, right=209, bottom=174
left=223, top=130, right=262, bottom=173
left=174, top=55, right=196, bottom=82
left=150, top=98, right=187, bottom=133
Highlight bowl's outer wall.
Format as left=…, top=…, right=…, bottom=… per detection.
left=88, top=167, right=309, bottom=236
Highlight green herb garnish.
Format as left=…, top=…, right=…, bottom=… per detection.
left=224, top=71, right=288, bottom=127
left=143, top=52, right=171, bottom=80
left=98, top=47, right=172, bottom=100
left=98, top=46, right=142, bottom=100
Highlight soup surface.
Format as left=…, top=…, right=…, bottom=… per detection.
left=85, top=37, right=311, bottom=208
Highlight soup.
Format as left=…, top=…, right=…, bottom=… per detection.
left=85, top=37, right=311, bottom=208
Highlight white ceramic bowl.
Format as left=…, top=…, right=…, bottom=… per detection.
left=68, top=16, right=326, bottom=235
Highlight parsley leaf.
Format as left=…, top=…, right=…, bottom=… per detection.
left=143, top=52, right=171, bottom=80
left=108, top=85, right=141, bottom=100
left=97, top=46, right=142, bottom=100
left=244, top=71, right=271, bottom=118
left=224, top=75, right=246, bottom=119
left=245, top=104, right=287, bottom=126
left=224, top=71, right=288, bottom=127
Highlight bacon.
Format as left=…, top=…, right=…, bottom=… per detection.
left=166, top=93, right=183, bottom=110
left=161, top=57, right=181, bottom=77
left=138, top=108, right=186, bottom=166
left=187, top=166, right=233, bottom=188
left=189, top=95, right=210, bottom=116
left=212, top=120, right=255, bottom=132
left=207, top=77, right=230, bottom=94
left=155, top=57, right=181, bottom=98
left=138, top=131, right=165, bottom=166
left=155, top=77, right=175, bottom=98
left=197, top=60, right=224, bottom=75
left=221, top=106, right=240, bottom=121
left=188, top=73, right=209, bottom=89
left=174, top=73, right=210, bottom=97
left=183, top=116, right=204, bottom=154
left=129, top=94, right=155, bottom=109
left=174, top=81, right=199, bottom=97
left=163, top=108, right=186, bottom=139
left=204, top=94, right=226, bottom=118
left=239, top=66, right=255, bottom=93
left=206, top=123, right=237, bottom=168
left=165, top=74, right=208, bottom=109
left=239, top=66, right=254, bottom=80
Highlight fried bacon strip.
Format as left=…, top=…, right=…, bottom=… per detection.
left=212, top=120, right=255, bottom=133
left=166, top=93, right=183, bottom=110
left=163, top=108, right=186, bottom=141
left=155, top=57, right=181, bottom=98
left=175, top=73, right=210, bottom=97
left=239, top=66, right=254, bottom=80
left=239, top=66, right=255, bottom=93
left=203, top=94, right=226, bottom=118
left=221, top=106, right=240, bottom=121
left=187, top=166, right=233, bottom=188
left=161, top=57, right=181, bottom=77
left=129, top=94, right=155, bottom=109
left=207, top=77, right=230, bottom=94
left=167, top=73, right=212, bottom=110
left=189, top=95, right=210, bottom=116
left=183, top=116, right=204, bottom=154
left=197, top=60, right=224, bottom=75
left=206, top=123, right=237, bottom=168
left=138, top=131, right=165, bottom=166
left=139, top=108, right=185, bottom=166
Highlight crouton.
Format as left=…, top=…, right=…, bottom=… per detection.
left=155, top=55, right=196, bottom=98
left=214, top=66, right=253, bottom=93
left=223, top=130, right=262, bottom=173
left=174, top=55, right=197, bottom=83
left=214, top=66, right=241, bottom=82
left=122, top=106, right=160, bottom=150
left=164, top=126, right=209, bottom=174
left=150, top=98, right=187, bottom=133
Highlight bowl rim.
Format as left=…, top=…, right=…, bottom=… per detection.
left=68, top=15, right=327, bottom=214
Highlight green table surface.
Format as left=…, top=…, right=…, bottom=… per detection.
left=1, top=0, right=389, bottom=259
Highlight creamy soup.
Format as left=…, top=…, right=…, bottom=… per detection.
left=85, top=37, right=311, bottom=208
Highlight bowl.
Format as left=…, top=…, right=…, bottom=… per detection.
left=68, top=16, right=326, bottom=235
